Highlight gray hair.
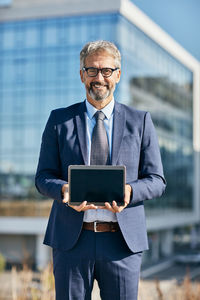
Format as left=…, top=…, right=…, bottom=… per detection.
left=80, top=40, right=121, bottom=69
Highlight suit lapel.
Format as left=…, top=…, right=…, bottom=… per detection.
left=75, top=101, right=88, bottom=165
left=111, top=102, right=125, bottom=165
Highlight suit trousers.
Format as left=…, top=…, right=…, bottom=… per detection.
left=53, top=229, right=142, bottom=300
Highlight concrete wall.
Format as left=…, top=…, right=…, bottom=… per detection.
left=0, top=0, right=121, bottom=21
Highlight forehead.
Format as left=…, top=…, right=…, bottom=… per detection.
left=84, top=50, right=116, bottom=67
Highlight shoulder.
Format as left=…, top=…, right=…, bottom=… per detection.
left=51, top=101, right=84, bottom=117
left=48, top=101, right=85, bottom=124
left=115, top=101, right=148, bottom=120
left=114, top=101, right=155, bottom=136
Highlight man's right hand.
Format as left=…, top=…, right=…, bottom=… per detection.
left=62, top=184, right=98, bottom=212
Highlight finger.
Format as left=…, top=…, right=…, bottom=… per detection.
left=69, top=201, right=87, bottom=212
left=112, top=201, right=120, bottom=213
left=124, top=185, right=131, bottom=205
left=112, top=201, right=117, bottom=207
left=105, top=202, right=112, bottom=209
left=78, top=201, right=88, bottom=211
left=124, top=194, right=130, bottom=206
left=83, top=204, right=98, bottom=211
left=112, top=200, right=118, bottom=209
left=104, top=202, right=115, bottom=212
left=77, top=203, right=98, bottom=211
left=97, top=205, right=106, bottom=209
left=62, top=191, right=69, bottom=203
left=62, top=184, right=69, bottom=203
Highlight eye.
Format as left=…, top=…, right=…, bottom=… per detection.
left=87, top=68, right=98, bottom=76
left=102, top=68, right=112, bottom=76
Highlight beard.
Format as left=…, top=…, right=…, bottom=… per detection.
left=88, top=82, right=114, bottom=101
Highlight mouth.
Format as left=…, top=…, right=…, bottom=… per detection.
left=90, top=82, right=108, bottom=89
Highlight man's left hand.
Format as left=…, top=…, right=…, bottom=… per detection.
left=102, top=184, right=132, bottom=213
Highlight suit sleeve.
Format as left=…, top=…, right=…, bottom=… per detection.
left=128, top=112, right=166, bottom=206
left=35, top=111, right=67, bottom=203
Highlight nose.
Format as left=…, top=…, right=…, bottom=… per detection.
left=95, top=70, right=105, bottom=80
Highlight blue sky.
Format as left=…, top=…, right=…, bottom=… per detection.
left=131, top=0, right=200, bottom=61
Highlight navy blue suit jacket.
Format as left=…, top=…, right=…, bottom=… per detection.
left=35, top=101, right=166, bottom=253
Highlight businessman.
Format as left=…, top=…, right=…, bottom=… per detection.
left=35, top=40, right=166, bottom=300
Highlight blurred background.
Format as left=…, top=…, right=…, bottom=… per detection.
left=0, top=0, right=200, bottom=298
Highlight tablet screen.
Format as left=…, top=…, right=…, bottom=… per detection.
left=68, top=165, right=125, bottom=206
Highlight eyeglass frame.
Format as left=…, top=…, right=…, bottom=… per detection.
left=82, top=67, right=119, bottom=78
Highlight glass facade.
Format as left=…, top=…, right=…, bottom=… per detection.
left=116, top=16, right=193, bottom=214
left=0, top=13, right=194, bottom=216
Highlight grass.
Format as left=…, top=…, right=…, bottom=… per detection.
left=139, top=276, right=200, bottom=300
left=169, top=276, right=200, bottom=300
left=0, top=264, right=55, bottom=300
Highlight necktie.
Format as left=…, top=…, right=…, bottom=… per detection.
left=90, top=111, right=110, bottom=165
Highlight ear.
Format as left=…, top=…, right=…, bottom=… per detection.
left=115, top=69, right=121, bottom=83
left=80, top=69, right=85, bottom=83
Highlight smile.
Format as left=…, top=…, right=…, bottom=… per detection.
left=91, top=82, right=108, bottom=89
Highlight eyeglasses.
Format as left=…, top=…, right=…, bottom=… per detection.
left=82, top=67, right=119, bottom=78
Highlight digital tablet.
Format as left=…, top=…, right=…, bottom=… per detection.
left=68, top=165, right=126, bottom=206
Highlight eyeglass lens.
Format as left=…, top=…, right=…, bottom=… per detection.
left=86, top=68, right=114, bottom=77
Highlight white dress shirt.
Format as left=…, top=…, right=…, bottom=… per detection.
left=83, top=99, right=117, bottom=222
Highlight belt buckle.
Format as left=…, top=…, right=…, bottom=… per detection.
left=94, top=221, right=100, bottom=232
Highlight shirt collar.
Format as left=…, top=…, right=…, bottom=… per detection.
left=86, top=98, right=115, bottom=120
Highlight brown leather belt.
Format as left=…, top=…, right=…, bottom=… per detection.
left=83, top=222, right=119, bottom=233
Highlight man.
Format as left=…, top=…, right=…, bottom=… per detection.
left=35, top=40, right=166, bottom=300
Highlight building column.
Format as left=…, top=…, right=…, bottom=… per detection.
left=35, top=234, right=50, bottom=270
left=160, top=230, right=173, bottom=257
